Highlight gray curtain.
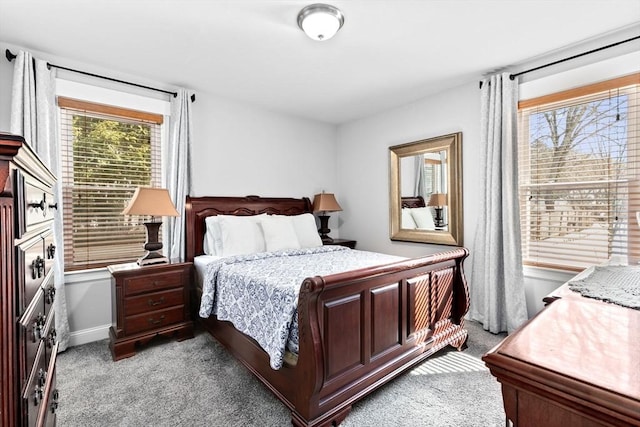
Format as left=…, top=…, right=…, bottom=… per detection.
left=163, top=89, right=192, bottom=261
left=470, top=72, right=528, bottom=334
left=10, top=50, right=70, bottom=351
left=414, top=153, right=426, bottom=198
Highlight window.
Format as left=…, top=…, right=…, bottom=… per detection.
left=518, top=73, right=639, bottom=271
left=59, top=97, right=163, bottom=270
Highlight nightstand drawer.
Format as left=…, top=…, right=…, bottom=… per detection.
left=124, top=270, right=183, bottom=296
left=124, top=306, right=185, bottom=335
left=124, top=288, right=184, bottom=316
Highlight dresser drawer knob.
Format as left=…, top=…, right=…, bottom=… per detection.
left=31, top=256, right=45, bottom=279
left=47, top=243, right=56, bottom=259
left=37, top=368, right=47, bottom=388
left=45, top=286, right=56, bottom=305
left=148, top=297, right=165, bottom=307
left=33, top=385, right=43, bottom=406
left=49, top=388, right=60, bottom=413
left=47, top=328, right=57, bottom=348
left=148, top=315, right=166, bottom=325
left=32, top=314, right=45, bottom=342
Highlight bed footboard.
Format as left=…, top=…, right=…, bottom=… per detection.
left=292, top=247, right=469, bottom=426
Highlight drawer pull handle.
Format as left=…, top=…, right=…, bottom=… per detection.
left=45, top=285, right=56, bottom=305
left=29, top=193, right=48, bottom=216
left=47, top=243, right=56, bottom=259
left=33, top=385, right=43, bottom=406
left=50, top=388, right=60, bottom=414
left=47, top=328, right=57, bottom=348
left=37, top=368, right=47, bottom=388
left=49, top=202, right=58, bottom=210
left=148, top=297, right=165, bottom=307
left=148, top=315, right=166, bottom=325
left=32, top=314, right=45, bottom=342
left=31, top=256, right=45, bottom=279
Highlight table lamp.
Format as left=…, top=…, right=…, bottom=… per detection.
left=312, top=192, right=342, bottom=244
left=122, top=187, right=179, bottom=266
left=428, top=193, right=447, bottom=227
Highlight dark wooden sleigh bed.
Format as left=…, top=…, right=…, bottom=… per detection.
left=185, top=195, right=470, bottom=427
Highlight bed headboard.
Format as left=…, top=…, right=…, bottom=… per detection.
left=401, top=196, right=425, bottom=209
left=184, top=195, right=313, bottom=262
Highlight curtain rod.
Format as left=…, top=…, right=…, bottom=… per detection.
left=479, top=35, right=640, bottom=88
left=5, top=49, right=195, bottom=102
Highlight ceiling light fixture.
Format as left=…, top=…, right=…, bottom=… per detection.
left=297, top=3, right=344, bottom=41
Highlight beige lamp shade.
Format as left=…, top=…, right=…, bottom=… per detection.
left=427, top=193, right=447, bottom=207
left=312, top=192, right=342, bottom=212
left=122, top=187, right=179, bottom=217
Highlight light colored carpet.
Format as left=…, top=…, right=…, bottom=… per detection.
left=56, top=321, right=506, bottom=426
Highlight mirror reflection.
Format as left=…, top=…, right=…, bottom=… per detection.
left=389, top=133, right=463, bottom=246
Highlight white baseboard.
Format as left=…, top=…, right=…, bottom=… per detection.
left=68, top=324, right=111, bottom=348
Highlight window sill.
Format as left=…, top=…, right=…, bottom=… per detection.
left=64, top=266, right=110, bottom=284
left=523, top=265, right=577, bottom=283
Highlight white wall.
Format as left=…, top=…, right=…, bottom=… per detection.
left=336, top=82, right=481, bottom=259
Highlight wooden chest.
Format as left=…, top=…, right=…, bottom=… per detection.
left=1, top=133, right=60, bottom=426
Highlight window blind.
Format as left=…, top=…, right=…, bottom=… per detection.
left=518, top=73, right=640, bottom=271
left=59, top=97, right=163, bottom=270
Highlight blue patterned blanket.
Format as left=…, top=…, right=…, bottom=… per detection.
left=199, top=246, right=403, bottom=369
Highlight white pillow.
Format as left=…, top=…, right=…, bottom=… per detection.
left=290, top=213, right=322, bottom=248
left=260, top=215, right=301, bottom=252
left=203, top=216, right=223, bottom=255
left=410, top=207, right=436, bottom=230
left=401, top=208, right=417, bottom=229
left=215, top=214, right=267, bottom=257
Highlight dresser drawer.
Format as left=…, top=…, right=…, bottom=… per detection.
left=24, top=177, right=55, bottom=233
left=124, top=288, right=184, bottom=317
left=22, top=343, right=47, bottom=426
left=18, top=289, right=46, bottom=387
left=17, top=235, right=47, bottom=314
left=124, top=269, right=184, bottom=296
left=124, top=306, right=185, bottom=335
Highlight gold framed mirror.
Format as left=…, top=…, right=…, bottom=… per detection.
left=389, top=132, right=463, bottom=245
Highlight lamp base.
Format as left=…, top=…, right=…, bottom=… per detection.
left=137, top=251, right=169, bottom=266
left=138, top=221, right=168, bottom=266
left=318, top=214, right=334, bottom=244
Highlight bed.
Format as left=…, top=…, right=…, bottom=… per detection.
left=185, top=195, right=470, bottom=427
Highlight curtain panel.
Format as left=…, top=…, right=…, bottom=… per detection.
left=163, top=89, right=193, bottom=261
left=470, top=72, right=528, bottom=334
left=10, top=50, right=70, bottom=351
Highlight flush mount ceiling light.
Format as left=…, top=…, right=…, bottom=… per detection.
left=297, top=3, right=344, bottom=41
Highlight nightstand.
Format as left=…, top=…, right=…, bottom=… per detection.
left=108, top=261, right=194, bottom=361
left=325, top=239, right=357, bottom=249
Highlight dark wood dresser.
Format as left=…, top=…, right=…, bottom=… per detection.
left=108, top=261, right=193, bottom=360
left=1, top=133, right=60, bottom=426
left=483, top=290, right=640, bottom=426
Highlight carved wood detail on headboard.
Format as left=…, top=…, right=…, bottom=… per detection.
left=401, top=196, right=426, bottom=209
left=184, top=195, right=313, bottom=262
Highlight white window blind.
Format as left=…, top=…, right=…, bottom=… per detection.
left=518, top=73, right=639, bottom=271
left=59, top=97, right=163, bottom=270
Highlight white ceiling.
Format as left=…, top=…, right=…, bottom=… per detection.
left=0, top=1, right=639, bottom=124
